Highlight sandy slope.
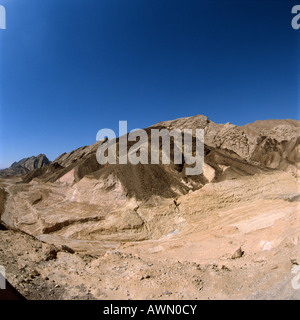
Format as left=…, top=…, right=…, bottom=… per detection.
left=0, top=170, right=299, bottom=300
left=0, top=116, right=299, bottom=300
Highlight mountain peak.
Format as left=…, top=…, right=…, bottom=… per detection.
left=0, top=154, right=51, bottom=177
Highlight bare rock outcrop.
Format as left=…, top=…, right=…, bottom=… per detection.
left=154, top=115, right=300, bottom=172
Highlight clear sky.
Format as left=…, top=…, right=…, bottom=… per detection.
left=0, top=0, right=299, bottom=168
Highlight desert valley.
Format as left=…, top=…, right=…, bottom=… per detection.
left=0, top=115, right=299, bottom=300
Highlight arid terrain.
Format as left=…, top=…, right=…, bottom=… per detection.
left=0, top=154, right=50, bottom=178
left=0, top=115, right=299, bottom=300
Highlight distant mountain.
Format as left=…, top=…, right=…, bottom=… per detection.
left=0, top=154, right=51, bottom=177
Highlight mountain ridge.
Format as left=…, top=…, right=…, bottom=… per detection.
left=0, top=154, right=51, bottom=177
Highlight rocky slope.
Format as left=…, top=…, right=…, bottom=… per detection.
left=0, top=154, right=50, bottom=178
left=20, top=115, right=300, bottom=194
left=0, top=115, right=299, bottom=300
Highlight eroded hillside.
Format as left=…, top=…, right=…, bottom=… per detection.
left=0, top=115, right=299, bottom=299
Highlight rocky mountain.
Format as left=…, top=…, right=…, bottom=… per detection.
left=0, top=154, right=50, bottom=177
left=0, top=115, right=299, bottom=300
left=21, top=115, right=299, bottom=195
left=2, top=115, right=299, bottom=238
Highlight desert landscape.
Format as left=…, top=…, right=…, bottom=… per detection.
left=0, top=114, right=299, bottom=300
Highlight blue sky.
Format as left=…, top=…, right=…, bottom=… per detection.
left=0, top=0, right=299, bottom=168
